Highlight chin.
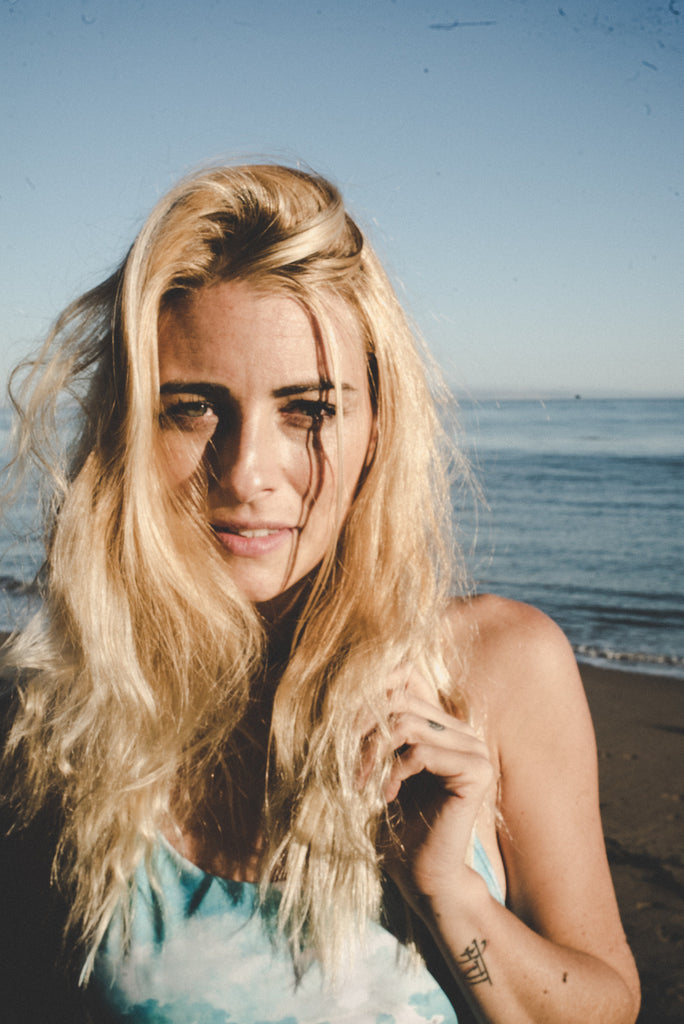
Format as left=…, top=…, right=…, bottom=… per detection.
left=252, top=569, right=324, bottom=624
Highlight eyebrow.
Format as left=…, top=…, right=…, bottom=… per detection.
left=272, top=381, right=357, bottom=398
left=159, top=380, right=358, bottom=399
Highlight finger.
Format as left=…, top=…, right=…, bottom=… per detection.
left=384, top=738, right=494, bottom=803
left=388, top=687, right=465, bottom=730
left=357, top=673, right=475, bottom=790
left=357, top=687, right=460, bottom=774
left=388, top=709, right=488, bottom=760
left=426, top=717, right=446, bottom=733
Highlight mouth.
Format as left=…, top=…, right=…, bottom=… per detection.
left=222, top=526, right=283, bottom=538
left=211, top=522, right=294, bottom=557
left=212, top=521, right=292, bottom=536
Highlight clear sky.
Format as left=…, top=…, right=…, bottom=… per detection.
left=1, top=0, right=682, bottom=398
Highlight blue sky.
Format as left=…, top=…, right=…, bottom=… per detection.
left=1, top=0, right=682, bottom=397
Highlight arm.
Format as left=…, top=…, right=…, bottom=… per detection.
left=385, top=595, right=640, bottom=1024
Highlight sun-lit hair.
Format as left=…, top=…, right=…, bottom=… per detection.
left=0, top=164, right=468, bottom=980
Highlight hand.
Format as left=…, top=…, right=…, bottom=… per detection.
left=380, top=676, right=494, bottom=910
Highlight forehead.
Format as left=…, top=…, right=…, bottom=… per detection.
left=157, top=280, right=367, bottom=388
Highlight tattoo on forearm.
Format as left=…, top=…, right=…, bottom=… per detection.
left=457, top=938, right=492, bottom=986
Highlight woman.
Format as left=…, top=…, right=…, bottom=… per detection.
left=0, top=164, right=639, bottom=1022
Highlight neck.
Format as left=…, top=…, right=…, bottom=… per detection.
left=256, top=581, right=312, bottom=667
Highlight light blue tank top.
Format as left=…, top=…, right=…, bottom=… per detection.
left=91, top=834, right=504, bottom=1023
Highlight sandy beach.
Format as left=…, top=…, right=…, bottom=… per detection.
left=580, top=663, right=684, bottom=1024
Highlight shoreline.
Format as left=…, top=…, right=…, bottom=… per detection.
left=579, top=663, right=684, bottom=1023
left=576, top=654, right=684, bottom=682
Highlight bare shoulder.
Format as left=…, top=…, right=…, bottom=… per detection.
left=445, top=591, right=569, bottom=651
left=443, top=593, right=589, bottom=744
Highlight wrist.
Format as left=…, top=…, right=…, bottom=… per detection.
left=412, top=862, right=494, bottom=929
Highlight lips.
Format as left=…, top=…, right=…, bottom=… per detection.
left=226, top=527, right=280, bottom=538
left=211, top=522, right=294, bottom=557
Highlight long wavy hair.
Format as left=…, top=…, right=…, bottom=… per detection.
left=0, top=164, right=466, bottom=980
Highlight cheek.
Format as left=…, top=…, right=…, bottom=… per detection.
left=302, top=427, right=372, bottom=531
left=157, top=431, right=210, bottom=490
left=285, top=430, right=334, bottom=503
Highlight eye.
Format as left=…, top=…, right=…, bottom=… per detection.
left=159, top=396, right=218, bottom=431
left=282, top=398, right=337, bottom=429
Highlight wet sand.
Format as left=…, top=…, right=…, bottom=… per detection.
left=580, top=663, right=684, bottom=1024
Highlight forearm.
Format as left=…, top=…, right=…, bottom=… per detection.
left=417, top=869, right=639, bottom=1024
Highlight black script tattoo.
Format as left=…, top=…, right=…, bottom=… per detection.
left=457, top=938, right=492, bottom=986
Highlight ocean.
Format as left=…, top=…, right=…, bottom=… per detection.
left=1, top=399, right=682, bottom=678
left=454, top=397, right=684, bottom=678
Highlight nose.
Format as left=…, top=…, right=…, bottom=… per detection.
left=210, top=412, right=276, bottom=504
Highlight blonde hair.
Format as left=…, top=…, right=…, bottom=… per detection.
left=1, top=164, right=465, bottom=980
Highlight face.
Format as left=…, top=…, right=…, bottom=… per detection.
left=157, top=280, right=374, bottom=607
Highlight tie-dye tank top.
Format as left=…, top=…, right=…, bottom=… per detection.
left=90, top=833, right=504, bottom=1023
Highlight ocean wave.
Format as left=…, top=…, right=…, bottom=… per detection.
left=0, top=574, right=38, bottom=595
left=574, top=644, right=684, bottom=676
